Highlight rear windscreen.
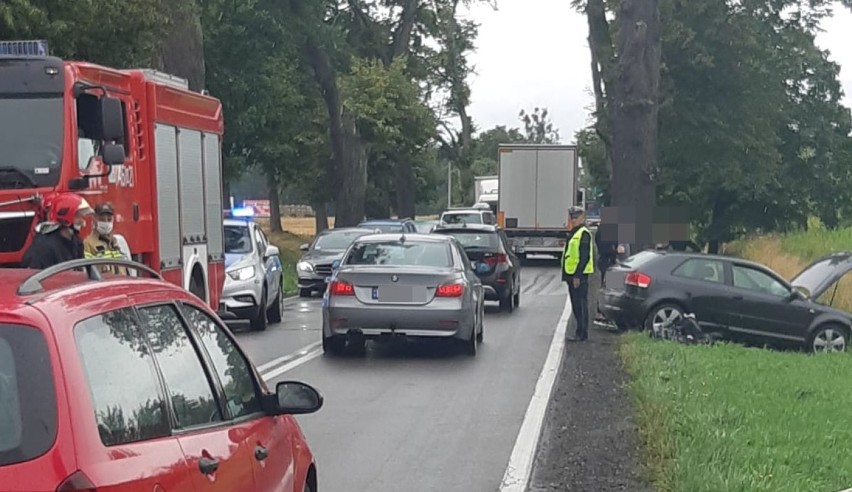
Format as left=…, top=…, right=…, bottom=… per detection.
left=442, top=213, right=483, bottom=225
left=345, top=241, right=453, bottom=268
left=0, top=324, right=57, bottom=467
left=439, top=231, right=500, bottom=250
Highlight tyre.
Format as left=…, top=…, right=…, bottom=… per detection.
left=808, top=324, right=849, bottom=353
left=189, top=272, right=206, bottom=301
left=476, top=301, right=484, bottom=343
left=465, top=319, right=477, bottom=356
left=322, top=333, right=345, bottom=356
left=500, top=284, right=515, bottom=313
left=299, top=288, right=312, bottom=298
left=513, top=287, right=520, bottom=308
left=304, top=481, right=314, bottom=492
left=267, top=287, right=282, bottom=323
left=250, top=288, right=268, bottom=331
left=644, top=303, right=683, bottom=339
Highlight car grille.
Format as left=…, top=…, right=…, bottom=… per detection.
left=0, top=215, right=34, bottom=253
left=315, top=263, right=333, bottom=276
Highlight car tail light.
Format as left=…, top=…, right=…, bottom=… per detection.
left=625, top=272, right=652, bottom=288
left=484, top=253, right=508, bottom=266
left=57, top=471, right=97, bottom=492
left=329, top=280, right=355, bottom=296
left=436, top=282, right=465, bottom=297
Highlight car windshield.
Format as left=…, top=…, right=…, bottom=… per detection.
left=345, top=241, right=453, bottom=268
left=0, top=324, right=57, bottom=467
left=440, top=230, right=500, bottom=250
left=313, top=230, right=370, bottom=251
left=414, top=222, right=438, bottom=233
left=442, top=213, right=483, bottom=225
left=361, top=223, right=404, bottom=233
left=224, top=225, right=253, bottom=254
left=0, top=96, right=64, bottom=189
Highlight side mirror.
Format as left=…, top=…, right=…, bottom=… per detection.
left=269, top=381, right=323, bottom=415
left=299, top=243, right=310, bottom=252
left=101, top=143, right=125, bottom=166
left=331, top=259, right=341, bottom=270
left=98, top=96, right=125, bottom=141
left=265, top=244, right=280, bottom=259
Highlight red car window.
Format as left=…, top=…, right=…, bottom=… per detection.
left=75, top=310, right=171, bottom=446
left=0, top=324, right=57, bottom=466
left=182, top=305, right=263, bottom=419
left=137, top=305, right=224, bottom=428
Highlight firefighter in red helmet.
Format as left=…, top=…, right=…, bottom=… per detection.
left=22, top=193, right=94, bottom=269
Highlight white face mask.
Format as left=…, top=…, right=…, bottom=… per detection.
left=96, top=221, right=114, bottom=235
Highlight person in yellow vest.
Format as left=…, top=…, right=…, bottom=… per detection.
left=83, top=203, right=128, bottom=275
left=561, top=206, right=594, bottom=341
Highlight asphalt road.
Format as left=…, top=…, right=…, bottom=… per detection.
left=234, top=260, right=570, bottom=492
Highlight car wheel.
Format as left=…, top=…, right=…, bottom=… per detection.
left=299, top=288, right=312, bottom=298
left=809, top=324, right=849, bottom=353
left=465, top=320, right=477, bottom=356
left=513, top=283, right=520, bottom=308
left=250, top=287, right=268, bottom=331
left=644, top=303, right=683, bottom=339
left=322, top=333, right=346, bottom=356
left=267, top=287, right=283, bottom=323
left=476, top=301, right=485, bottom=343
left=500, top=285, right=515, bottom=313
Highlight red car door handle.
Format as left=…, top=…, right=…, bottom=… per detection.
left=254, top=445, right=269, bottom=461
left=199, top=457, right=220, bottom=475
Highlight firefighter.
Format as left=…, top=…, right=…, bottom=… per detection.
left=22, top=193, right=93, bottom=269
left=561, top=206, right=594, bottom=341
left=84, top=202, right=128, bottom=275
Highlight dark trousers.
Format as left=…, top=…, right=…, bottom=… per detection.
left=568, top=278, right=589, bottom=340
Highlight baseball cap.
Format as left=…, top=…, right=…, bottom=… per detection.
left=94, top=203, right=115, bottom=215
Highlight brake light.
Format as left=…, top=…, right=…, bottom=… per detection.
left=625, top=272, right=652, bottom=288
left=484, top=253, right=508, bottom=266
left=57, top=471, right=97, bottom=491
left=436, top=282, right=465, bottom=297
left=329, top=280, right=355, bottom=296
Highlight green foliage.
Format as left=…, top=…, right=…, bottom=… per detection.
left=0, top=0, right=167, bottom=67
left=519, top=107, right=561, bottom=144
left=621, top=333, right=852, bottom=492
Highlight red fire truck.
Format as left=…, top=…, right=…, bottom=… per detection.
left=0, top=40, right=226, bottom=310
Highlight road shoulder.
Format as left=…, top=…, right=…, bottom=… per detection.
left=528, top=276, right=650, bottom=492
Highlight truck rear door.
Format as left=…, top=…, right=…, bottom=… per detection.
left=535, top=147, right=575, bottom=229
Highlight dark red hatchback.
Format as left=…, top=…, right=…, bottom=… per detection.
left=0, top=259, right=322, bottom=492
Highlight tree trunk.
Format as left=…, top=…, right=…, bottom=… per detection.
left=313, top=201, right=329, bottom=234
left=156, top=1, right=206, bottom=91
left=268, top=174, right=282, bottom=233
left=395, top=158, right=417, bottom=219
left=609, top=0, right=661, bottom=251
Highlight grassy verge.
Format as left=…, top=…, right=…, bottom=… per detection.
left=254, top=219, right=313, bottom=296
left=620, top=333, right=852, bottom=492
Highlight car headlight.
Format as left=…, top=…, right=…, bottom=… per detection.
left=227, top=265, right=256, bottom=281
left=297, top=261, right=314, bottom=273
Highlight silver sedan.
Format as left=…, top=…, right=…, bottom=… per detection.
left=321, top=233, right=485, bottom=356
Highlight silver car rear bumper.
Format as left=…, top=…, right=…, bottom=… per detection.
left=324, top=302, right=474, bottom=340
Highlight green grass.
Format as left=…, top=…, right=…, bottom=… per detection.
left=264, top=228, right=311, bottom=296
left=620, top=333, right=852, bottom=492
left=776, top=226, right=852, bottom=262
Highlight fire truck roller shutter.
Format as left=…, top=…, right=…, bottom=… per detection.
left=154, top=124, right=181, bottom=270
left=178, top=128, right=209, bottom=303
left=203, top=132, right=224, bottom=262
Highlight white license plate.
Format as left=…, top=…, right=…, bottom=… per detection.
left=372, top=286, right=414, bottom=302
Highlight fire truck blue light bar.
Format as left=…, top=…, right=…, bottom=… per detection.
left=0, top=40, right=49, bottom=56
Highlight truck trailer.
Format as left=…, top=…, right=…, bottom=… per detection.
left=496, top=144, right=579, bottom=259
left=0, top=40, right=226, bottom=311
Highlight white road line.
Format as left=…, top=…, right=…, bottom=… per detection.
left=261, top=347, right=323, bottom=382
left=499, top=288, right=572, bottom=492
left=257, top=342, right=322, bottom=373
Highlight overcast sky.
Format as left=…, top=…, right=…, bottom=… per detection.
left=461, top=1, right=852, bottom=143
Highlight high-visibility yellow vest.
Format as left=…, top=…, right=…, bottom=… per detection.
left=563, top=226, right=594, bottom=275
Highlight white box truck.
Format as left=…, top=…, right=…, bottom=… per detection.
left=473, top=175, right=499, bottom=212
left=497, top=144, right=579, bottom=259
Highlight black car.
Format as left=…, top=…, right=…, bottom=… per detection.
left=357, top=219, right=418, bottom=233
left=599, top=250, right=852, bottom=352
left=296, top=227, right=378, bottom=297
left=432, top=223, right=521, bottom=312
